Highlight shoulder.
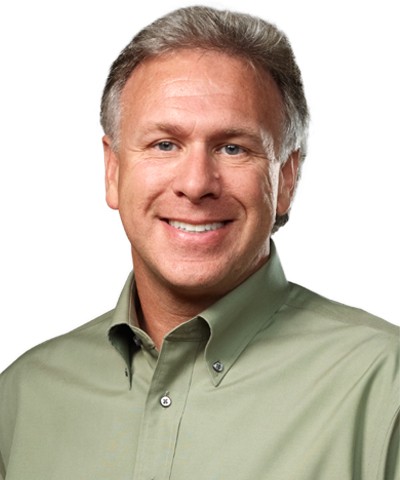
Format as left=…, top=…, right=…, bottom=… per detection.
left=279, top=282, right=399, bottom=399
left=0, top=309, right=115, bottom=387
left=0, top=309, right=118, bottom=472
left=285, top=282, right=398, bottom=341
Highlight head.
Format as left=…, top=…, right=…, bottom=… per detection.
left=101, top=7, right=309, bottom=304
left=100, top=5, right=309, bottom=232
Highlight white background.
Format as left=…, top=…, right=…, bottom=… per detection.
left=0, top=0, right=399, bottom=371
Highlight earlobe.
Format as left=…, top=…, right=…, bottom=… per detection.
left=276, top=150, right=300, bottom=216
left=103, top=135, right=120, bottom=210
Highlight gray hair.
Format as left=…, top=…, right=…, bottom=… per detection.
left=100, top=6, right=309, bottom=231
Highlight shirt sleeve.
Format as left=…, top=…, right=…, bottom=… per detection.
left=382, top=410, right=399, bottom=480
left=0, top=450, right=5, bottom=480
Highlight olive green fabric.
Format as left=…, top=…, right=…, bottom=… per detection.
left=0, top=243, right=399, bottom=479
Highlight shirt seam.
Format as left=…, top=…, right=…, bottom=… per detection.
left=282, top=298, right=399, bottom=341
left=373, top=404, right=400, bottom=480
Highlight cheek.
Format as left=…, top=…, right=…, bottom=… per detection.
left=118, top=162, right=171, bottom=214
left=260, top=162, right=280, bottom=203
left=264, top=176, right=279, bottom=208
left=240, top=166, right=280, bottom=212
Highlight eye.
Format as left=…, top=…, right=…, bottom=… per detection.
left=220, top=144, right=245, bottom=155
left=154, top=141, right=177, bottom=152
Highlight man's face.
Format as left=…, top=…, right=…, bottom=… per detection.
left=104, top=49, right=297, bottom=301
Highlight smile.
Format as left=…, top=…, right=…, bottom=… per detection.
left=168, top=220, right=226, bottom=233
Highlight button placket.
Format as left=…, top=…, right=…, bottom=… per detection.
left=131, top=332, right=204, bottom=479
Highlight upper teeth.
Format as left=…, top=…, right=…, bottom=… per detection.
left=169, top=220, right=225, bottom=233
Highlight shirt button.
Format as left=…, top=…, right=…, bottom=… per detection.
left=212, top=361, right=224, bottom=373
left=160, top=394, right=172, bottom=408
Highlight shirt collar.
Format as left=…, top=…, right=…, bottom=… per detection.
left=108, top=241, right=290, bottom=386
left=200, top=240, right=290, bottom=385
left=107, top=271, right=137, bottom=377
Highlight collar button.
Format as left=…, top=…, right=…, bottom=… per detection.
left=212, top=361, right=224, bottom=373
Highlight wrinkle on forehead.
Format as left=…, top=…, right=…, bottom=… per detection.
left=123, top=48, right=281, bottom=104
left=161, top=50, right=256, bottom=97
left=120, top=49, right=285, bottom=156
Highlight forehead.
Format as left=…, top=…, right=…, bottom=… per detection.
left=119, top=49, right=284, bottom=139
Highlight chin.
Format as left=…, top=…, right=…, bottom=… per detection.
left=159, top=264, right=245, bottom=301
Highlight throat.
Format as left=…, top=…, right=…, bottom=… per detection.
left=134, top=281, right=217, bottom=350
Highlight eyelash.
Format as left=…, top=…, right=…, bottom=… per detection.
left=219, top=144, right=246, bottom=155
left=153, top=141, right=177, bottom=151
left=153, top=141, right=246, bottom=156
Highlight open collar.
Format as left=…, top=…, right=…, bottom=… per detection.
left=108, top=241, right=290, bottom=386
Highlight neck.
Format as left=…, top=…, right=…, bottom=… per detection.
left=135, top=275, right=218, bottom=350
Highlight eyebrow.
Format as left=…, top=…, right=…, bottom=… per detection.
left=142, top=122, right=269, bottom=144
left=144, top=122, right=188, bottom=138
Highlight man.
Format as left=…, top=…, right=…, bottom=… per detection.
left=0, top=6, right=398, bottom=479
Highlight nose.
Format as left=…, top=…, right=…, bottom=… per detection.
left=172, top=146, right=221, bottom=203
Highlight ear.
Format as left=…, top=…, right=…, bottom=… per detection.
left=276, top=149, right=300, bottom=216
left=103, top=135, right=120, bottom=210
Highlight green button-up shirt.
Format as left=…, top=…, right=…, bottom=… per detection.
left=0, top=244, right=399, bottom=479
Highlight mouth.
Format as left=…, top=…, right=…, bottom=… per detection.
left=167, top=220, right=228, bottom=233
